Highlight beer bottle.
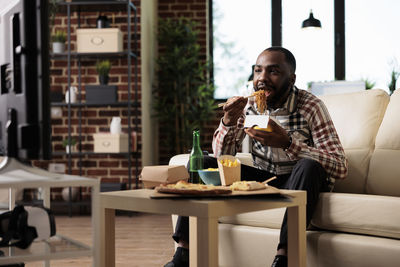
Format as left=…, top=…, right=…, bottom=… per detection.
left=189, top=130, right=203, bottom=183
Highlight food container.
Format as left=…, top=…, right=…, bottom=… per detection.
left=140, top=165, right=189, bottom=189
left=217, top=155, right=241, bottom=186
left=93, top=133, right=128, bottom=153
left=198, top=169, right=221, bottom=185
left=76, top=28, right=123, bottom=53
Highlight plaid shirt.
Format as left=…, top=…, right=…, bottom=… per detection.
left=212, top=87, right=348, bottom=184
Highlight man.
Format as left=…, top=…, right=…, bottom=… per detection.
left=165, top=47, right=348, bottom=267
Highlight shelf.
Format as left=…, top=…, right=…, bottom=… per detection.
left=0, top=235, right=91, bottom=265
left=51, top=0, right=140, bottom=193
left=57, top=0, right=137, bottom=13
left=17, top=199, right=91, bottom=208
left=51, top=101, right=140, bottom=108
left=52, top=151, right=139, bottom=157
left=50, top=51, right=137, bottom=59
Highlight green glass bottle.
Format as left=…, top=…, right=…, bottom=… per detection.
left=189, top=130, right=204, bottom=184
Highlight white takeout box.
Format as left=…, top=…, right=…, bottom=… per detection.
left=140, top=165, right=189, bottom=189
left=244, top=115, right=269, bottom=128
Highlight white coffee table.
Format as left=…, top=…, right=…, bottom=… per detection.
left=0, top=157, right=100, bottom=267
left=100, top=188, right=306, bottom=267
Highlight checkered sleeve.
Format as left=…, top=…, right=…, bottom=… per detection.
left=212, top=114, right=246, bottom=157
left=286, top=99, right=348, bottom=180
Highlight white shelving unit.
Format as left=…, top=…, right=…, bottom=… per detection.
left=0, top=157, right=100, bottom=267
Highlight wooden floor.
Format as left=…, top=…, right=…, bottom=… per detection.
left=26, top=213, right=175, bottom=267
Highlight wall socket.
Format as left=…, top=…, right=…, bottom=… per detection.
left=48, top=163, right=66, bottom=174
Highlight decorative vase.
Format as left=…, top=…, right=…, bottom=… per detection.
left=96, top=15, right=110, bottom=28
left=62, top=187, right=79, bottom=202
left=65, top=145, right=76, bottom=153
left=99, top=75, right=109, bottom=85
left=110, top=117, right=122, bottom=134
left=65, top=86, right=78, bottom=103
left=52, top=42, right=65, bottom=53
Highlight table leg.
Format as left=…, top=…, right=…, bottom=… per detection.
left=100, top=208, right=115, bottom=267
left=287, top=204, right=306, bottom=267
left=189, top=216, right=219, bottom=267
left=42, top=187, right=50, bottom=209
left=91, top=184, right=100, bottom=267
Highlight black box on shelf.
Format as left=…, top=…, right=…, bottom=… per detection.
left=85, top=85, right=118, bottom=104
left=50, top=91, right=64, bottom=102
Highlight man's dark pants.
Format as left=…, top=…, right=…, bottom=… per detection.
left=172, top=155, right=329, bottom=250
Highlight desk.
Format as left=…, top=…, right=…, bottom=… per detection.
left=100, top=189, right=306, bottom=267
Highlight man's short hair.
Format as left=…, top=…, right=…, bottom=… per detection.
left=265, top=47, right=296, bottom=73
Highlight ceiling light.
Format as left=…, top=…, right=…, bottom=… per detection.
left=302, top=10, right=322, bottom=29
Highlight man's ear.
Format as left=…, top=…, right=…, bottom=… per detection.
left=290, top=73, right=296, bottom=87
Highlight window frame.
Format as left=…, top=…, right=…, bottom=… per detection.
left=209, top=0, right=346, bottom=99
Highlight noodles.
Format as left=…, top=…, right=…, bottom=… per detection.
left=253, top=90, right=267, bottom=113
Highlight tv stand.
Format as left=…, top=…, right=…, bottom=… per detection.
left=0, top=157, right=100, bottom=266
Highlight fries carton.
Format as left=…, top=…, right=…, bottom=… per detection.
left=217, top=155, right=241, bottom=186
left=140, top=165, right=189, bottom=189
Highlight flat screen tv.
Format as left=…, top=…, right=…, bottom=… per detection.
left=0, top=0, right=51, bottom=161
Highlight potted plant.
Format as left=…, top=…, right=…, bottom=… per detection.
left=388, top=68, right=399, bottom=95
left=96, top=60, right=112, bottom=85
left=86, top=60, right=117, bottom=104
left=153, top=18, right=216, bottom=158
left=62, top=137, right=77, bottom=153
left=51, top=30, right=66, bottom=53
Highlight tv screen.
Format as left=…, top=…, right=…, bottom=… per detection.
left=0, top=0, right=51, bottom=160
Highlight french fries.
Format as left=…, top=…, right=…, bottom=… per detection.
left=219, top=158, right=239, bottom=167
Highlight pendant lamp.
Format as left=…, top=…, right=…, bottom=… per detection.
left=302, top=10, right=321, bottom=29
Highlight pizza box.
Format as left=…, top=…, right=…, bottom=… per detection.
left=140, top=165, right=189, bottom=189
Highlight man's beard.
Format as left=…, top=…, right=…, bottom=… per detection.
left=266, top=78, right=291, bottom=108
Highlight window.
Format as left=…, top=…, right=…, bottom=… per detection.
left=346, top=0, right=400, bottom=92
left=212, top=0, right=271, bottom=99
left=282, top=0, right=334, bottom=90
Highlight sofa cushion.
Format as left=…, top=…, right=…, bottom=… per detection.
left=311, top=192, right=400, bottom=239
left=318, top=89, right=389, bottom=150
left=367, top=89, right=400, bottom=196
left=307, top=231, right=400, bottom=267
left=333, top=149, right=372, bottom=194
left=219, top=208, right=286, bottom=229
left=318, top=89, right=389, bottom=193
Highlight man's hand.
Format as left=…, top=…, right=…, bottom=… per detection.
left=222, top=96, right=248, bottom=126
left=244, top=119, right=291, bottom=149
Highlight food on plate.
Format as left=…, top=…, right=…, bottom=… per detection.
left=204, top=168, right=218, bottom=171
left=171, top=180, right=212, bottom=190
left=230, top=181, right=267, bottom=191
left=219, top=158, right=239, bottom=167
left=155, top=180, right=232, bottom=195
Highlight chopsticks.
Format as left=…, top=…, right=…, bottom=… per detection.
left=217, top=94, right=255, bottom=108
left=262, top=176, right=277, bottom=185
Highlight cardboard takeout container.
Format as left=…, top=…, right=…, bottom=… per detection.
left=217, top=155, right=241, bottom=186
left=140, top=165, right=189, bottom=189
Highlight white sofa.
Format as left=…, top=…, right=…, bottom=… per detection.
left=169, top=89, right=400, bottom=267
